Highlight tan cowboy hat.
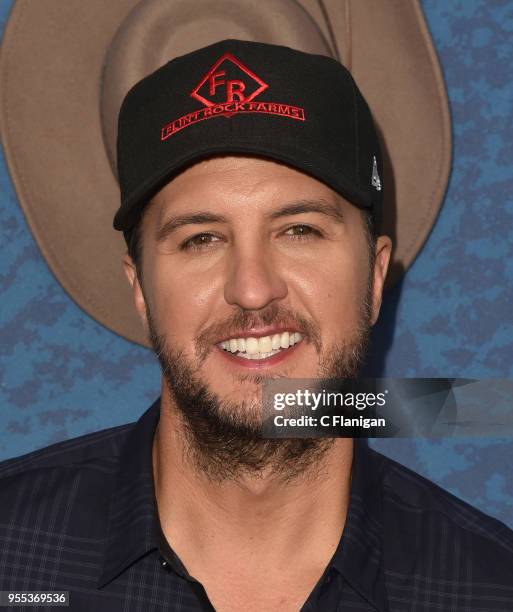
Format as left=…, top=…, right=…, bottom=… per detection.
left=0, top=0, right=451, bottom=348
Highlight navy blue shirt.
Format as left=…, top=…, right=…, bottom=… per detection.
left=1, top=397, right=512, bottom=611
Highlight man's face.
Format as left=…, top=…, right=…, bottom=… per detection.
left=124, top=155, right=391, bottom=479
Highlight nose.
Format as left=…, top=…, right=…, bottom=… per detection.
left=223, top=241, right=288, bottom=310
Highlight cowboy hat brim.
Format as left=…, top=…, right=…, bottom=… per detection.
left=0, top=0, right=451, bottom=347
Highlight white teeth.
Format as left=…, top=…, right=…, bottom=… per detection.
left=219, top=331, right=303, bottom=354
left=238, top=349, right=282, bottom=360
left=245, top=337, right=259, bottom=355
left=258, top=336, right=272, bottom=353
left=280, top=331, right=290, bottom=349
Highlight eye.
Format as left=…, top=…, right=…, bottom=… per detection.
left=180, top=233, right=222, bottom=251
left=283, top=224, right=322, bottom=240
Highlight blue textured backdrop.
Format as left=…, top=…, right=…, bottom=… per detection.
left=1, top=0, right=512, bottom=528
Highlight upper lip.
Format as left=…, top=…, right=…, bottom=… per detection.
left=215, top=326, right=303, bottom=344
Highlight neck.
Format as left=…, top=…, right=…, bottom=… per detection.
left=153, top=385, right=354, bottom=574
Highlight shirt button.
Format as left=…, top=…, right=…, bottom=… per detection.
left=159, top=555, right=168, bottom=568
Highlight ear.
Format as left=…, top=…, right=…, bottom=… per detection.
left=122, top=254, right=149, bottom=334
left=370, top=235, right=392, bottom=325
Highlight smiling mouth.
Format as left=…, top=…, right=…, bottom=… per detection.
left=218, top=331, right=303, bottom=361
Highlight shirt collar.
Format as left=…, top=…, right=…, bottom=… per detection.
left=97, top=400, right=388, bottom=612
left=329, top=437, right=388, bottom=612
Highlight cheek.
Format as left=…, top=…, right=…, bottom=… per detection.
left=292, top=249, right=368, bottom=332
left=149, top=263, right=221, bottom=339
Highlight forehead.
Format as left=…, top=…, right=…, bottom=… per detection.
left=146, top=154, right=350, bottom=223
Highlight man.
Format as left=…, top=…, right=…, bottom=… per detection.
left=1, top=39, right=512, bottom=612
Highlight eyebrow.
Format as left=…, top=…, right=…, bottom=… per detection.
left=155, top=198, right=345, bottom=243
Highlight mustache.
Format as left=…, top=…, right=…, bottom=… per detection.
left=195, top=302, right=322, bottom=362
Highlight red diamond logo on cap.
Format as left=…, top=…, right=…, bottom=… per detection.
left=191, top=52, right=269, bottom=107
left=161, top=51, right=304, bottom=141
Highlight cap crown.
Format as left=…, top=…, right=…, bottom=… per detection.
left=114, top=39, right=383, bottom=231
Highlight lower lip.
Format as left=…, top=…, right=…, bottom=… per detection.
left=215, top=340, right=303, bottom=368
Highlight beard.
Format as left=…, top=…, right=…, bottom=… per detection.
left=148, top=286, right=373, bottom=485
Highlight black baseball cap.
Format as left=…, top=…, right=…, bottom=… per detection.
left=113, top=38, right=383, bottom=233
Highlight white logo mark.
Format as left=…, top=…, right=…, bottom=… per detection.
left=371, top=156, right=382, bottom=191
